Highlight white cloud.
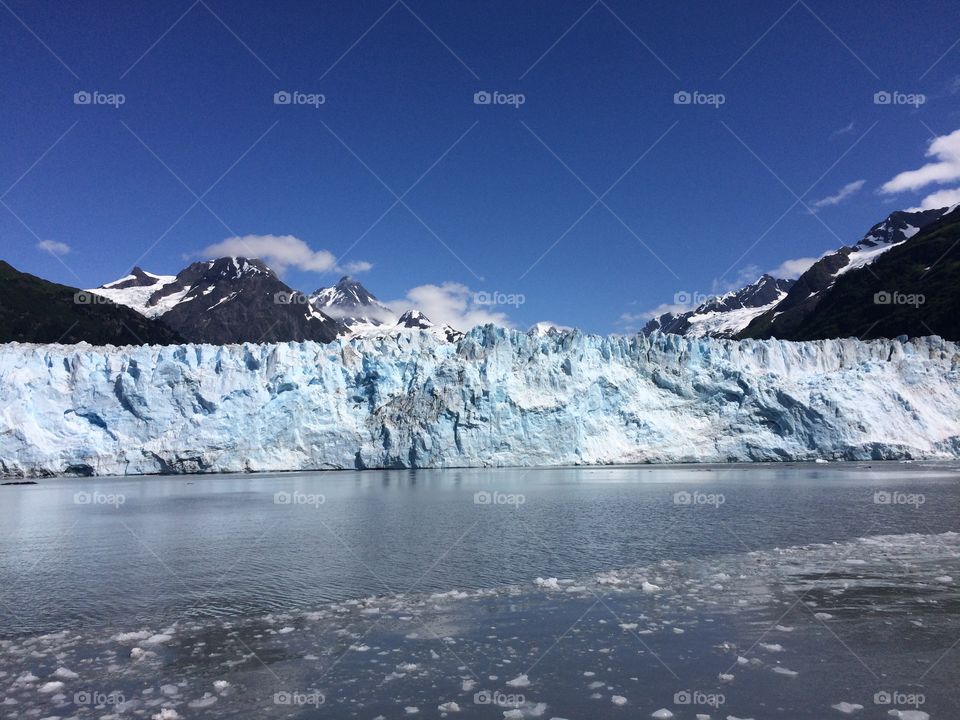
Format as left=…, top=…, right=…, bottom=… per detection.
left=616, top=301, right=693, bottom=333
left=881, top=128, right=960, bottom=194
left=197, top=234, right=371, bottom=275
left=387, top=282, right=514, bottom=331
left=36, top=239, right=70, bottom=256
left=905, top=187, right=960, bottom=212
left=811, top=179, right=866, bottom=210
left=768, top=256, right=819, bottom=278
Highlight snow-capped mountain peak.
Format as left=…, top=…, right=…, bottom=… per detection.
left=397, top=310, right=432, bottom=329
left=643, top=274, right=794, bottom=338
left=310, top=276, right=396, bottom=328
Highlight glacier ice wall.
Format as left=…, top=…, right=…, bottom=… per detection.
left=1, top=328, right=959, bottom=476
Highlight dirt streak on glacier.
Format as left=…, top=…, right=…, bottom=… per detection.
left=1, top=327, right=959, bottom=477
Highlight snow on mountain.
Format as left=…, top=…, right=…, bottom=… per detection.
left=310, top=276, right=396, bottom=329
left=528, top=322, right=574, bottom=336
left=741, top=206, right=955, bottom=339
left=90, top=266, right=178, bottom=318
left=2, top=330, right=958, bottom=477
left=94, top=258, right=342, bottom=344
left=644, top=275, right=795, bottom=338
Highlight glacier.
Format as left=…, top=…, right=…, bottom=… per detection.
left=1, top=327, right=959, bottom=477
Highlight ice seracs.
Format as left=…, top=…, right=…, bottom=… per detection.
left=1, top=329, right=960, bottom=477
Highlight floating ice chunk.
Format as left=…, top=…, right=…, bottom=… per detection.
left=113, top=630, right=152, bottom=643
left=351, top=644, right=370, bottom=651
left=718, top=673, right=734, bottom=682
left=775, top=625, right=794, bottom=632
left=52, top=667, right=78, bottom=680
left=696, top=715, right=711, bottom=720
left=213, top=680, right=230, bottom=692
left=462, top=679, right=476, bottom=691
left=397, top=663, right=419, bottom=673
left=772, top=666, right=798, bottom=677
left=886, top=712, right=929, bottom=720
left=814, top=612, right=834, bottom=620
left=619, top=623, right=638, bottom=631
left=160, top=684, right=180, bottom=696
left=277, top=626, right=294, bottom=634
left=935, top=575, right=953, bottom=583
left=610, top=695, right=627, bottom=706
left=39, top=681, right=64, bottom=693
left=583, top=671, right=595, bottom=677
left=642, top=581, right=661, bottom=594
left=188, top=693, right=218, bottom=708
left=404, top=707, right=419, bottom=714
left=143, top=634, right=172, bottom=645
left=831, top=702, right=864, bottom=714
left=438, top=701, right=460, bottom=712
left=506, top=674, right=531, bottom=688
left=736, top=656, right=749, bottom=665
left=650, top=709, right=672, bottom=718
left=16, top=671, right=39, bottom=684
left=535, top=577, right=560, bottom=590
left=152, top=710, right=180, bottom=720
left=759, top=643, right=784, bottom=652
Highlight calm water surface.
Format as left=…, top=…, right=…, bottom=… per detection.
left=1, top=462, right=959, bottom=718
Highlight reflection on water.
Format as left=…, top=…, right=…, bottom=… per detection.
left=1, top=463, right=959, bottom=718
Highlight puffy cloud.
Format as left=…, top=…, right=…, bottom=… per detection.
left=811, top=179, right=866, bottom=210
left=905, top=187, right=960, bottom=212
left=387, top=282, right=515, bottom=331
left=616, top=301, right=693, bottom=333
left=881, top=128, right=960, bottom=194
left=767, top=256, right=819, bottom=278
left=197, top=234, right=371, bottom=275
left=36, top=239, right=70, bottom=256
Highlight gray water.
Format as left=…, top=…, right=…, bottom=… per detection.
left=2, top=462, right=959, bottom=718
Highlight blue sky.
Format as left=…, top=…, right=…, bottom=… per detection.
left=2, top=0, right=959, bottom=333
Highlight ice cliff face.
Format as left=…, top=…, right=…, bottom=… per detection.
left=2, top=328, right=959, bottom=476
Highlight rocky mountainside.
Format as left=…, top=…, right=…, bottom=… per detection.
left=740, top=207, right=953, bottom=339
left=644, top=274, right=795, bottom=338
left=0, top=261, right=184, bottom=346
left=747, top=205, right=960, bottom=340
left=95, top=257, right=343, bottom=344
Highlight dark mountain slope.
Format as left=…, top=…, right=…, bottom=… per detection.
left=0, top=261, right=184, bottom=345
